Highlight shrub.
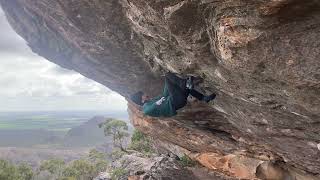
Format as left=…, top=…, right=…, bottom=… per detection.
left=110, top=168, right=127, bottom=180
left=128, top=130, right=154, bottom=155
left=179, top=155, right=195, bottom=167
left=63, top=159, right=95, bottom=180
left=0, top=159, right=21, bottom=180
left=39, top=151, right=109, bottom=180
left=109, top=150, right=126, bottom=161
left=0, top=159, right=33, bottom=180
left=88, top=149, right=107, bottom=163
left=40, top=159, right=65, bottom=177
left=17, top=163, right=34, bottom=180
left=88, top=149, right=108, bottom=172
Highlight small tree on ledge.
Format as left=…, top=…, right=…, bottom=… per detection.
left=99, top=118, right=129, bottom=152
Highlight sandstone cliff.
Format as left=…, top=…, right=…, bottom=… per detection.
left=1, top=0, right=319, bottom=179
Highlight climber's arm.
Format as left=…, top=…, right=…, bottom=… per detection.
left=143, top=101, right=160, bottom=117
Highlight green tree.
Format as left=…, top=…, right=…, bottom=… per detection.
left=40, top=159, right=65, bottom=178
left=39, top=152, right=109, bottom=180
left=0, top=160, right=33, bottom=180
left=63, top=159, right=95, bottom=180
left=17, top=163, right=34, bottom=180
left=61, top=166, right=78, bottom=179
left=99, top=119, right=129, bottom=151
left=0, top=159, right=20, bottom=180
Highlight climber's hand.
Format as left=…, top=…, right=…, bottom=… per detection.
left=155, top=97, right=166, bottom=105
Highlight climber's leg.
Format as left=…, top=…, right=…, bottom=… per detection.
left=189, top=89, right=204, bottom=100
left=190, top=89, right=216, bottom=103
left=166, top=78, right=188, bottom=110
left=165, top=72, right=187, bottom=91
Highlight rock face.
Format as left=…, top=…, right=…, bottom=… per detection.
left=1, top=0, right=319, bottom=179
left=110, top=152, right=235, bottom=180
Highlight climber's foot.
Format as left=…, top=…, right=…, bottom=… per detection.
left=186, top=76, right=194, bottom=90
left=193, top=77, right=204, bottom=86
left=203, top=93, right=216, bottom=103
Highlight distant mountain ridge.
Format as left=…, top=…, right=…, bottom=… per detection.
left=63, top=116, right=110, bottom=147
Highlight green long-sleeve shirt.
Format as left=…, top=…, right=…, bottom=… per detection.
left=142, top=81, right=177, bottom=117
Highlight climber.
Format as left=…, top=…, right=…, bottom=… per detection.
left=130, top=72, right=216, bottom=117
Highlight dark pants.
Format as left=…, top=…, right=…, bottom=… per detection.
left=165, top=73, right=204, bottom=110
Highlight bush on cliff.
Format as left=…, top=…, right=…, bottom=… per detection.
left=110, top=167, right=127, bottom=180
left=128, top=130, right=155, bottom=156
left=38, top=149, right=108, bottom=180
left=179, top=154, right=196, bottom=167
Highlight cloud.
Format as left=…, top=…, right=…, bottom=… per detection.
left=0, top=7, right=127, bottom=112
left=48, top=65, right=77, bottom=75
left=0, top=9, right=30, bottom=57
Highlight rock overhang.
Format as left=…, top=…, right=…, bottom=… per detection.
left=1, top=0, right=319, bottom=179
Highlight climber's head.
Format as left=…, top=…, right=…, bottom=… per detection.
left=130, top=91, right=150, bottom=106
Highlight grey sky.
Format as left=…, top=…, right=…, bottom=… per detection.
left=0, top=8, right=127, bottom=112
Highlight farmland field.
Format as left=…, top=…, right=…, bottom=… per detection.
left=0, top=111, right=128, bottom=131
left=0, top=111, right=129, bottom=147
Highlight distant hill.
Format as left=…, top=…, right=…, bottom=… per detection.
left=0, top=116, right=133, bottom=168
left=0, top=114, right=131, bottom=148
left=63, top=116, right=111, bottom=147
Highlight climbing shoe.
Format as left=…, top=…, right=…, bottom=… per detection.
left=186, top=76, right=194, bottom=90
left=203, top=93, right=216, bottom=103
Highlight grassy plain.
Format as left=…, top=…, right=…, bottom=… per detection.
left=0, top=115, right=87, bottom=131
